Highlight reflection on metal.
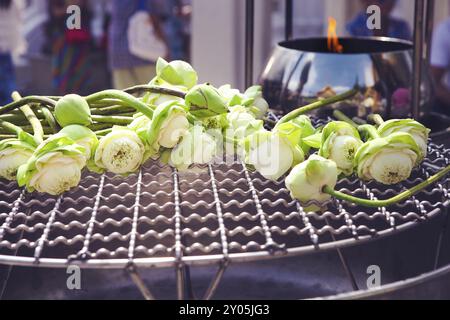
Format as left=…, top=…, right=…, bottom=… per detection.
left=261, top=37, right=432, bottom=119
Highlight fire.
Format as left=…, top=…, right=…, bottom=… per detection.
left=327, top=17, right=343, bottom=53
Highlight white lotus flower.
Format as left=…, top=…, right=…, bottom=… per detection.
left=27, top=152, right=86, bottom=195
left=0, top=146, right=33, bottom=181
left=242, top=129, right=304, bottom=181
left=355, top=132, right=421, bottom=185
left=170, top=126, right=217, bottom=170
left=95, top=128, right=145, bottom=175
left=319, top=121, right=363, bottom=175
left=146, top=101, right=190, bottom=151
left=377, top=119, right=430, bottom=160
left=285, top=155, right=338, bottom=211
left=0, top=132, right=37, bottom=181
left=17, top=135, right=86, bottom=195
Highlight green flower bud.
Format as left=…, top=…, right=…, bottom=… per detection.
left=218, top=84, right=244, bottom=106
left=54, top=94, right=92, bottom=127
left=156, top=58, right=198, bottom=89
left=59, top=125, right=98, bottom=160
left=242, top=86, right=269, bottom=120
left=185, top=84, right=229, bottom=119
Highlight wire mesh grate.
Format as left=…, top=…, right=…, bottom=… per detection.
left=0, top=115, right=449, bottom=269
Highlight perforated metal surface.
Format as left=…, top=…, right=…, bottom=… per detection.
left=0, top=116, right=449, bottom=269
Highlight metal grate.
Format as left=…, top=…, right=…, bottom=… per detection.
left=0, top=115, right=449, bottom=270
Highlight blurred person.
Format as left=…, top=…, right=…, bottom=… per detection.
left=347, top=0, right=411, bottom=40
left=108, top=0, right=167, bottom=89
left=45, top=0, right=94, bottom=95
left=0, top=0, right=26, bottom=105
left=154, top=0, right=190, bottom=61
left=430, top=17, right=450, bottom=116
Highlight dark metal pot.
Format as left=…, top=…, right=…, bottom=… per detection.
left=261, top=37, right=432, bottom=119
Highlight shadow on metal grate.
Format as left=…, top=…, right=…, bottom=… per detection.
left=0, top=113, right=449, bottom=299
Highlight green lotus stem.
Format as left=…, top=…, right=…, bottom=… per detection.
left=334, top=110, right=379, bottom=140
left=86, top=90, right=154, bottom=119
left=353, top=117, right=367, bottom=125
left=0, top=134, right=16, bottom=140
left=90, top=105, right=136, bottom=115
left=324, top=164, right=450, bottom=208
left=277, top=89, right=358, bottom=125
left=333, top=110, right=359, bottom=127
left=124, top=84, right=186, bottom=99
left=95, top=128, right=113, bottom=136
left=40, top=107, right=60, bottom=134
left=12, top=92, right=44, bottom=144
left=0, top=125, right=54, bottom=135
left=368, top=114, right=385, bottom=126
left=89, top=99, right=132, bottom=108
left=0, top=96, right=57, bottom=115
left=0, top=120, right=24, bottom=136
left=91, top=115, right=133, bottom=125
left=88, top=123, right=116, bottom=131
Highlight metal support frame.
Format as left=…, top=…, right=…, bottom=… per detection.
left=285, top=0, right=294, bottom=40
left=412, top=0, right=426, bottom=120
left=245, top=0, right=255, bottom=88
left=424, top=0, right=436, bottom=63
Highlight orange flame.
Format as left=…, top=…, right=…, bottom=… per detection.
left=327, top=17, right=343, bottom=53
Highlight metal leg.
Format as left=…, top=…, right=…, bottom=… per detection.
left=245, top=0, right=255, bottom=88
left=412, top=0, right=426, bottom=120
left=184, top=265, right=196, bottom=300
left=285, top=0, right=294, bottom=40
left=424, top=0, right=435, bottom=64
left=176, top=264, right=186, bottom=300
left=127, top=264, right=156, bottom=301
left=325, top=218, right=359, bottom=291
left=434, top=206, right=449, bottom=270
left=203, top=260, right=229, bottom=301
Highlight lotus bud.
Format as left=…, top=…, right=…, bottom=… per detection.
left=218, top=84, right=244, bottom=106
left=286, top=155, right=338, bottom=211
left=185, top=84, right=229, bottom=119
left=355, top=132, right=421, bottom=185
left=94, top=127, right=145, bottom=175
left=156, top=57, right=198, bottom=89
left=243, top=86, right=269, bottom=120
left=59, top=125, right=98, bottom=160
left=54, top=94, right=92, bottom=127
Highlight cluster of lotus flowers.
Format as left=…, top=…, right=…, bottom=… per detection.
left=0, top=58, right=448, bottom=210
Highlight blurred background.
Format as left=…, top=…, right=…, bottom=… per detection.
left=1, top=0, right=450, bottom=109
